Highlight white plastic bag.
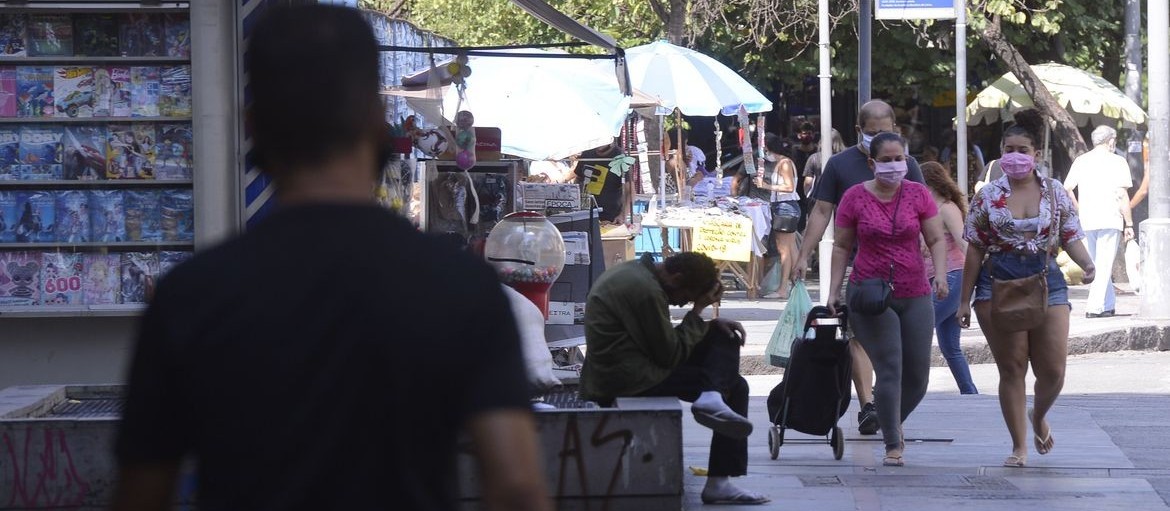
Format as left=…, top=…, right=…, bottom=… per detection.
left=765, top=281, right=812, bottom=368
left=1126, top=239, right=1141, bottom=293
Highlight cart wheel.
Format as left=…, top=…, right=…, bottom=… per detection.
left=831, top=426, right=844, bottom=460
left=768, top=427, right=780, bottom=460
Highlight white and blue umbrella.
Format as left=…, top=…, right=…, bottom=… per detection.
left=623, top=40, right=772, bottom=116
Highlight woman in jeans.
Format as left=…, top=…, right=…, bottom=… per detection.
left=958, top=109, right=1096, bottom=468
left=825, top=132, right=950, bottom=466
left=920, top=162, right=978, bottom=395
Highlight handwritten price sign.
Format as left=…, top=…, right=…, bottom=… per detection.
left=692, top=216, right=752, bottom=262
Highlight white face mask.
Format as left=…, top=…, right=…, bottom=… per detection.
left=764, top=153, right=778, bottom=162
left=860, top=132, right=875, bottom=153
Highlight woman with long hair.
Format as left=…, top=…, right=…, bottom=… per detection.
left=756, top=133, right=801, bottom=299
left=958, top=109, right=1096, bottom=468
left=920, top=161, right=977, bottom=394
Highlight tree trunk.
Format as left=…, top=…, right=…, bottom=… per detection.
left=978, top=15, right=1087, bottom=166
left=666, top=0, right=687, bottom=45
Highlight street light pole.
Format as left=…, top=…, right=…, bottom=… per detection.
left=955, top=2, right=968, bottom=195
left=858, top=0, right=872, bottom=105
left=818, top=0, right=834, bottom=302
left=1141, top=0, right=1170, bottom=320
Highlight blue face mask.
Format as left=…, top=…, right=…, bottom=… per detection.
left=860, top=132, right=876, bottom=153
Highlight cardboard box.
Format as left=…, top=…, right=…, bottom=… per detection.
left=601, top=236, right=635, bottom=268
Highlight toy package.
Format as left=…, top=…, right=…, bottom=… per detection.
left=17, top=66, right=54, bottom=118
left=0, top=251, right=40, bottom=306
left=130, top=66, right=160, bottom=117
left=75, top=14, right=119, bottom=57
left=0, top=191, right=17, bottom=241
left=12, top=191, right=55, bottom=242
left=82, top=252, right=119, bottom=305
left=161, top=188, right=192, bottom=241
left=18, top=125, right=63, bottom=180
left=89, top=190, right=124, bottom=242
left=118, top=251, right=157, bottom=304
left=0, top=127, right=19, bottom=180
left=54, top=190, right=90, bottom=243
left=159, top=66, right=191, bottom=117
left=27, top=15, right=72, bottom=57
left=39, top=251, right=84, bottom=305
left=106, top=123, right=155, bottom=179
left=53, top=66, right=94, bottom=118
left=107, top=67, right=131, bottom=117
left=63, top=125, right=105, bottom=180
left=123, top=189, right=160, bottom=241
left=0, top=68, right=17, bottom=118
left=0, top=14, right=27, bottom=57
left=158, top=250, right=191, bottom=280
left=164, top=14, right=190, bottom=59
left=156, top=123, right=192, bottom=180
left=119, top=14, right=164, bottom=57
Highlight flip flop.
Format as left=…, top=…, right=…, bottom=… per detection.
left=692, top=407, right=753, bottom=439
left=1003, top=455, right=1027, bottom=467
left=700, top=489, right=771, bottom=505
left=1028, top=407, right=1054, bottom=455
left=882, top=455, right=904, bottom=467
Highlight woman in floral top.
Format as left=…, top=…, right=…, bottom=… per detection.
left=958, top=110, right=1096, bottom=468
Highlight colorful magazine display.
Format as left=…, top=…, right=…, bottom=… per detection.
left=0, top=127, right=18, bottom=180
left=123, top=189, right=160, bottom=241
left=0, top=14, right=28, bottom=57
left=14, top=191, right=56, bottom=242
left=0, top=191, right=17, bottom=241
left=27, top=15, right=72, bottom=57
left=156, top=124, right=191, bottom=180
left=119, top=14, right=163, bottom=57
left=130, top=66, right=159, bottom=117
left=158, top=250, right=191, bottom=280
left=106, top=123, right=155, bottom=179
left=39, top=251, right=84, bottom=305
left=54, top=190, right=90, bottom=243
left=161, top=188, right=192, bottom=241
left=108, top=66, right=131, bottom=117
left=118, top=251, right=157, bottom=304
left=18, top=125, right=63, bottom=180
left=17, top=66, right=54, bottom=118
left=0, top=251, right=40, bottom=306
left=63, top=125, right=106, bottom=180
left=159, top=66, right=191, bottom=117
left=164, top=14, right=190, bottom=59
left=75, top=14, right=120, bottom=57
left=82, top=252, right=120, bottom=305
left=54, top=66, right=95, bottom=118
left=89, top=190, right=124, bottom=242
left=0, top=68, right=17, bottom=118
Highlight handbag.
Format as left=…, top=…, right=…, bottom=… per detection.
left=771, top=204, right=800, bottom=233
left=988, top=179, right=1059, bottom=332
left=847, top=186, right=903, bottom=315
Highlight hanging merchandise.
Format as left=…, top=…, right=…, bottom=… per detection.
left=738, top=106, right=756, bottom=175
left=454, top=110, right=476, bottom=170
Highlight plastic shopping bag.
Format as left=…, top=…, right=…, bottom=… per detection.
left=764, top=280, right=812, bottom=368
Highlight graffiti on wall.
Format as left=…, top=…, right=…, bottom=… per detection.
left=0, top=427, right=91, bottom=509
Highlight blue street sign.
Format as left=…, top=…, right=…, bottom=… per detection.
left=875, top=0, right=957, bottom=20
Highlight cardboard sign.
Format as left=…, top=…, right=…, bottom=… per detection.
left=692, top=215, right=753, bottom=262
left=563, top=231, right=590, bottom=265
left=521, top=183, right=581, bottom=211
left=438, top=127, right=501, bottom=161
left=547, top=301, right=585, bottom=325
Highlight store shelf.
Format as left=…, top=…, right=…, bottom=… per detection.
left=0, top=116, right=192, bottom=124
left=0, top=56, right=190, bottom=64
left=0, top=304, right=146, bottom=318
left=0, top=241, right=193, bottom=250
left=0, top=179, right=193, bottom=189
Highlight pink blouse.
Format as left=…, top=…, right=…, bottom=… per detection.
left=836, top=182, right=938, bottom=299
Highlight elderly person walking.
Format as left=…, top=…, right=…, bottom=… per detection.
left=824, top=132, right=950, bottom=467
left=958, top=109, right=1096, bottom=468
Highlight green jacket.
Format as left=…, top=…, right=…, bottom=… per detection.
left=580, top=255, right=709, bottom=402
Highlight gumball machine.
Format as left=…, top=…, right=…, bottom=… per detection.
left=485, top=212, right=566, bottom=318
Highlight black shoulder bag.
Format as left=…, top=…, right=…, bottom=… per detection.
left=847, top=186, right=903, bottom=315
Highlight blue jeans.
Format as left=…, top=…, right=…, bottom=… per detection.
left=1083, top=228, right=1120, bottom=314
left=932, top=270, right=978, bottom=394
left=974, top=252, right=1070, bottom=308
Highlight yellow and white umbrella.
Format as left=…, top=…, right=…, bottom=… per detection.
left=966, top=63, right=1146, bottom=127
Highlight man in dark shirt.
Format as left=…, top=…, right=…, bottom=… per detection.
left=111, top=6, right=549, bottom=511
left=794, top=100, right=925, bottom=437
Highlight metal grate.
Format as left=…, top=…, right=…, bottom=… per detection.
left=46, top=398, right=124, bottom=418
left=537, top=386, right=597, bottom=409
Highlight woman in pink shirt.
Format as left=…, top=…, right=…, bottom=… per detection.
left=825, top=132, right=950, bottom=467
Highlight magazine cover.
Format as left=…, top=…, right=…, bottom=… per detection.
left=27, top=15, right=73, bottom=57
left=39, top=251, right=84, bottom=305
left=123, top=189, right=160, bottom=241
left=89, top=190, right=124, bottom=242
left=159, top=66, right=191, bottom=117
left=132, top=123, right=156, bottom=178
left=17, top=66, right=54, bottom=118
left=13, top=191, right=56, bottom=242
left=54, top=190, right=90, bottom=243
left=156, top=124, right=191, bottom=180
left=107, top=67, right=131, bottom=117
left=130, top=66, right=160, bottom=117
left=0, top=191, right=17, bottom=242
left=54, top=66, right=95, bottom=118
left=161, top=188, right=192, bottom=241
left=0, top=251, right=40, bottom=306
left=119, top=14, right=163, bottom=57
left=106, top=124, right=154, bottom=179
left=0, top=14, right=27, bottom=57
left=18, top=125, right=63, bottom=180
left=0, top=127, right=18, bottom=180
left=118, top=251, right=157, bottom=304
left=0, top=68, right=16, bottom=118
left=63, top=125, right=105, bottom=180
left=164, top=14, right=190, bottom=59
left=75, top=14, right=119, bottom=57
left=82, top=253, right=119, bottom=305
left=159, top=250, right=191, bottom=280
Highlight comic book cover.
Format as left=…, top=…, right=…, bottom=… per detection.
left=82, top=253, right=119, bottom=305
left=119, top=14, right=163, bottom=57
left=63, top=125, right=105, bottom=180
left=123, top=190, right=160, bottom=241
left=17, top=66, right=53, bottom=118
left=0, top=68, right=17, bottom=118
left=88, top=190, right=123, bottom=242
left=54, top=66, right=94, bottom=118
left=107, top=67, right=131, bottom=117
left=156, top=123, right=191, bottom=180
left=130, top=66, right=159, bottom=117
left=130, top=123, right=156, bottom=178
left=118, top=251, right=157, bottom=304
left=0, top=191, right=17, bottom=242
left=18, top=125, right=62, bottom=180
left=27, top=15, right=72, bottom=57
left=0, top=14, right=27, bottom=57
left=39, top=251, right=83, bottom=305
left=54, top=190, right=90, bottom=243
left=164, top=14, right=189, bottom=59
left=161, top=188, right=192, bottom=241
left=13, top=191, right=55, bottom=242
left=0, top=127, right=18, bottom=180
left=75, top=14, right=119, bottom=57
left=0, top=251, right=40, bottom=306
left=158, top=250, right=191, bottom=280
left=159, top=66, right=190, bottom=118
left=106, top=123, right=154, bottom=179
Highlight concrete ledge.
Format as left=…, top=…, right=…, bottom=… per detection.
left=940, top=323, right=1170, bottom=366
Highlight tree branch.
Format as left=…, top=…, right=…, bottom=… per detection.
left=647, top=0, right=670, bottom=25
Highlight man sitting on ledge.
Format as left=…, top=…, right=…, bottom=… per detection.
left=580, top=251, right=769, bottom=505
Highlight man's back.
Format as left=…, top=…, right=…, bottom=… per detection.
left=117, top=204, right=528, bottom=510
left=1068, top=148, right=1132, bottom=230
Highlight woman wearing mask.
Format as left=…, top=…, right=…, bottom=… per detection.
left=755, top=133, right=801, bottom=299
left=825, top=132, right=950, bottom=466
left=958, top=109, right=1096, bottom=468
left=920, top=161, right=978, bottom=395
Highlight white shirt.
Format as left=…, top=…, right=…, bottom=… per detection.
left=1065, top=146, right=1132, bottom=231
